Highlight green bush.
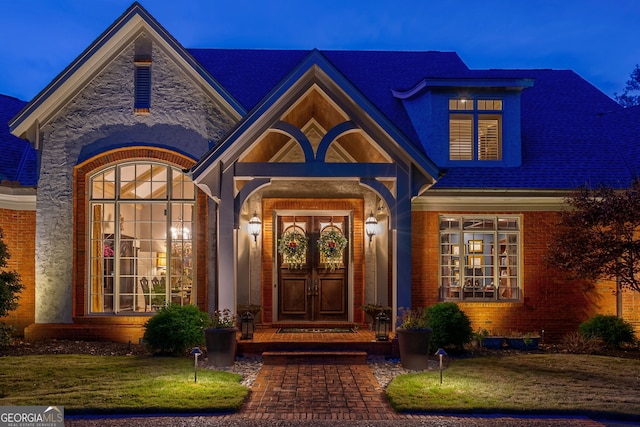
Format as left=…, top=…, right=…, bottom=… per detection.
left=426, top=302, right=473, bottom=350
left=578, top=314, right=636, bottom=348
left=143, top=304, right=209, bottom=355
left=0, top=323, right=14, bottom=347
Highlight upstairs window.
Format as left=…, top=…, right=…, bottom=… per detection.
left=449, top=99, right=502, bottom=161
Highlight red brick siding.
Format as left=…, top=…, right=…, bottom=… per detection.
left=411, top=211, right=636, bottom=342
left=0, top=207, right=36, bottom=333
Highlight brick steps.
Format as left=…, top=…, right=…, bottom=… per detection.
left=262, top=350, right=368, bottom=365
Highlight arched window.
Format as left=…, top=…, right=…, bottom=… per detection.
left=88, top=161, right=195, bottom=314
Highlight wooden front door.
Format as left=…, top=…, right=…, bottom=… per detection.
left=277, top=215, right=349, bottom=322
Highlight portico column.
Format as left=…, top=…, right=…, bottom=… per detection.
left=395, top=166, right=412, bottom=319
left=217, top=166, right=237, bottom=314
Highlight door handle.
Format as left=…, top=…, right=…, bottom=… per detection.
left=307, top=279, right=312, bottom=296
left=314, top=279, right=318, bottom=296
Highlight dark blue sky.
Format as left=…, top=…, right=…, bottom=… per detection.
left=1, top=0, right=639, bottom=101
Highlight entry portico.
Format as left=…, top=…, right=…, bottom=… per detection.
left=191, top=50, right=438, bottom=325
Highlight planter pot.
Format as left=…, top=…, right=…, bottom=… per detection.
left=396, top=327, right=432, bottom=370
left=482, top=337, right=505, bottom=349
left=506, top=336, right=540, bottom=350
left=204, top=327, right=238, bottom=366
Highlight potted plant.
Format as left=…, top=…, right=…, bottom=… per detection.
left=204, top=308, right=238, bottom=366
left=395, top=307, right=432, bottom=370
left=506, top=331, right=540, bottom=350
left=474, top=328, right=505, bottom=349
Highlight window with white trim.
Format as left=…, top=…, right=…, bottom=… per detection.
left=88, top=161, right=195, bottom=314
left=449, top=99, right=502, bottom=161
left=439, top=216, right=520, bottom=301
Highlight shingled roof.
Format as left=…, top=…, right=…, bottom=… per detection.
left=188, top=48, right=632, bottom=190
left=0, top=94, right=36, bottom=187
left=2, top=44, right=635, bottom=191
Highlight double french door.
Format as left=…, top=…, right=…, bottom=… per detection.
left=277, top=215, right=349, bottom=322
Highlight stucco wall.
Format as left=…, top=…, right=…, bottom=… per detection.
left=34, top=38, right=234, bottom=324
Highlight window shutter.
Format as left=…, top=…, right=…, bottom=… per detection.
left=450, top=116, right=473, bottom=160
left=134, top=64, right=151, bottom=112
left=478, top=118, right=500, bottom=160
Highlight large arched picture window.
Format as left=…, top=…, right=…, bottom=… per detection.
left=88, top=161, right=196, bottom=314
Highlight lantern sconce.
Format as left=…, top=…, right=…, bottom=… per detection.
left=365, top=212, right=378, bottom=243
left=248, top=212, right=262, bottom=242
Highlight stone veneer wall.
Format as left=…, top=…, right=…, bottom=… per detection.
left=33, top=38, right=234, bottom=325
left=411, top=210, right=639, bottom=342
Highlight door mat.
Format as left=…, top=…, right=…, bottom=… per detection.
left=277, top=328, right=355, bottom=333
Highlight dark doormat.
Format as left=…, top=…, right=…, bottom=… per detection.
left=277, top=328, right=355, bottom=333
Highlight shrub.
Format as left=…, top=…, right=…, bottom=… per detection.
left=0, top=323, right=15, bottom=347
left=0, top=227, right=25, bottom=318
left=578, top=314, right=636, bottom=349
left=425, top=302, right=473, bottom=350
left=562, top=331, right=606, bottom=354
left=143, top=304, right=209, bottom=355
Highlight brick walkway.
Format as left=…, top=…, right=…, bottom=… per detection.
left=241, top=363, right=399, bottom=421
left=237, top=363, right=610, bottom=426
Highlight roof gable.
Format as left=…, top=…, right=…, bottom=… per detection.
left=9, top=2, right=244, bottom=140
left=191, top=49, right=440, bottom=191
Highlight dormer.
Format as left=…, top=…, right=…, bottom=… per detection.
left=392, top=78, right=534, bottom=168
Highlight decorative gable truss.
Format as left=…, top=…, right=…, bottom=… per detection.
left=192, top=50, right=440, bottom=225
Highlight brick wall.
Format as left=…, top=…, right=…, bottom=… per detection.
left=0, top=207, right=36, bottom=333
left=411, top=211, right=631, bottom=342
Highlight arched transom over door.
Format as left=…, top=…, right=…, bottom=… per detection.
left=277, top=215, right=349, bottom=322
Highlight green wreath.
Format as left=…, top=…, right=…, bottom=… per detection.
left=277, top=229, right=309, bottom=269
left=317, top=228, right=348, bottom=271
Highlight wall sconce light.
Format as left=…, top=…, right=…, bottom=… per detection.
left=248, top=211, right=262, bottom=242
left=156, top=252, right=166, bottom=268
left=365, top=212, right=378, bottom=243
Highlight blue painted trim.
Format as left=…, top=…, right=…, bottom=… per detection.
left=316, top=121, right=358, bottom=162
left=234, top=162, right=397, bottom=178
left=233, top=178, right=270, bottom=227
left=359, top=178, right=397, bottom=229
left=391, top=77, right=535, bottom=100
left=272, top=121, right=314, bottom=162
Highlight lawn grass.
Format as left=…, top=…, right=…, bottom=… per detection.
left=0, top=355, right=248, bottom=414
left=386, top=353, right=640, bottom=420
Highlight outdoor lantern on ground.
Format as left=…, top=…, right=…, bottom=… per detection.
left=240, top=311, right=255, bottom=340
left=375, top=311, right=389, bottom=341
left=435, top=348, right=447, bottom=385
left=191, top=347, right=202, bottom=383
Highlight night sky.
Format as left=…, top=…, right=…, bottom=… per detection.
left=1, top=0, right=638, bottom=101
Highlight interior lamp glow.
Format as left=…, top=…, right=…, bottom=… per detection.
left=156, top=252, right=166, bottom=268
left=365, top=212, right=378, bottom=243
left=249, top=211, right=262, bottom=242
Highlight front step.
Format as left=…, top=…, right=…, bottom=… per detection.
left=262, top=350, right=368, bottom=365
